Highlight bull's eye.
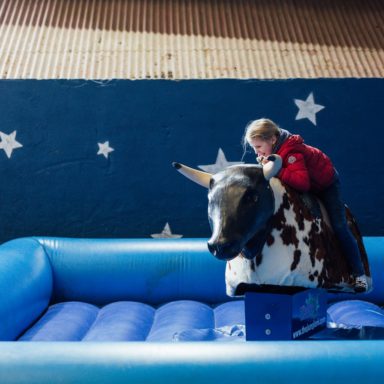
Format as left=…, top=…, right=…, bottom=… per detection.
left=244, top=192, right=258, bottom=204
left=209, top=179, right=215, bottom=189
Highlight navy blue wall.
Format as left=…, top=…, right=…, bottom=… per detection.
left=0, top=79, right=383, bottom=243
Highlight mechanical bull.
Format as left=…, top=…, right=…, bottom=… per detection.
left=173, top=156, right=371, bottom=295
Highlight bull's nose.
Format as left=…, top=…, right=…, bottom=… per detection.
left=207, top=240, right=240, bottom=259
left=207, top=241, right=218, bottom=256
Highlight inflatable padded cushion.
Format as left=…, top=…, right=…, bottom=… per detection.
left=18, top=300, right=245, bottom=342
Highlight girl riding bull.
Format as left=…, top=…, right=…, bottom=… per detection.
left=243, top=118, right=367, bottom=292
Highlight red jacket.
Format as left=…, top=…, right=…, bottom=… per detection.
left=276, top=135, right=335, bottom=192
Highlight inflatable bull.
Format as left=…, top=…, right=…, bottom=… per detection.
left=173, top=156, right=371, bottom=295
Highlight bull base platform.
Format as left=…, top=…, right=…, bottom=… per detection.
left=245, top=288, right=327, bottom=340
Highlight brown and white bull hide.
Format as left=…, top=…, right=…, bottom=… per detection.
left=225, top=177, right=371, bottom=296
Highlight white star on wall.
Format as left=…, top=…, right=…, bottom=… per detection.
left=294, top=92, right=325, bottom=125
left=0, top=130, right=23, bottom=158
left=198, top=148, right=243, bottom=173
left=97, top=141, right=114, bottom=159
left=151, top=222, right=183, bottom=239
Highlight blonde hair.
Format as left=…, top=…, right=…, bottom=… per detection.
left=241, top=118, right=280, bottom=159
left=244, top=118, right=280, bottom=143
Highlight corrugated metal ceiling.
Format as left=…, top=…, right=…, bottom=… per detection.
left=0, top=0, right=383, bottom=79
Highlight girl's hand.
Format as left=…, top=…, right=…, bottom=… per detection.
left=257, top=156, right=269, bottom=165
left=257, top=155, right=266, bottom=164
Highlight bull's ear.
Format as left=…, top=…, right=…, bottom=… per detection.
left=263, top=154, right=283, bottom=180
left=172, top=162, right=212, bottom=188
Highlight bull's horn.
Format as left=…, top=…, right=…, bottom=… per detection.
left=172, top=162, right=212, bottom=188
left=263, top=154, right=283, bottom=180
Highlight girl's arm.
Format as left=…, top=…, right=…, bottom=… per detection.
left=278, top=152, right=310, bottom=192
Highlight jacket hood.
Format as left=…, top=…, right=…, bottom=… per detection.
left=277, top=134, right=304, bottom=152
left=273, top=129, right=294, bottom=153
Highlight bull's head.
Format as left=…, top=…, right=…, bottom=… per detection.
left=173, top=155, right=282, bottom=261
